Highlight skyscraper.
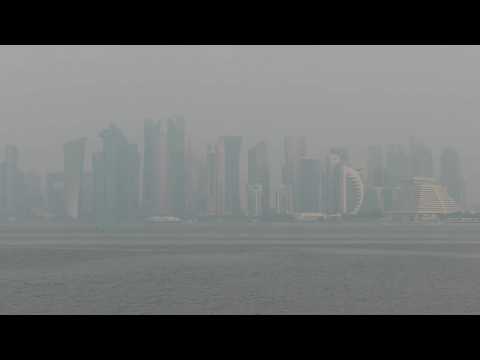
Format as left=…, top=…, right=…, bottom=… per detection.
left=282, top=136, right=307, bottom=213
left=323, top=149, right=364, bottom=215
left=220, top=136, right=243, bottom=216
left=143, top=119, right=168, bottom=217
left=274, top=185, right=289, bottom=215
left=384, top=144, right=409, bottom=188
left=46, top=172, right=65, bottom=218
left=248, top=141, right=270, bottom=215
left=440, top=147, right=466, bottom=210
left=367, top=145, right=384, bottom=187
left=80, top=172, right=94, bottom=221
left=167, top=117, right=186, bottom=218
left=342, top=166, right=365, bottom=215
left=298, top=158, right=322, bottom=213
left=409, top=136, right=434, bottom=178
left=324, top=149, right=344, bottom=214
left=63, top=138, right=86, bottom=220
left=247, top=184, right=263, bottom=217
left=206, top=144, right=218, bottom=216
left=93, top=124, right=140, bottom=227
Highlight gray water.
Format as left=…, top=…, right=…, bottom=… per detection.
left=1, top=223, right=480, bottom=314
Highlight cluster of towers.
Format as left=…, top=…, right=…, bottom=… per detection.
left=0, top=121, right=468, bottom=224
left=363, top=136, right=467, bottom=216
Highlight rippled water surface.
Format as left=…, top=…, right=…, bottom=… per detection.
left=1, top=223, right=480, bottom=314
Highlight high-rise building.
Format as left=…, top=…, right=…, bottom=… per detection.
left=298, top=158, right=322, bottom=213
left=220, top=136, right=242, bottom=216
left=324, top=149, right=344, bottom=214
left=248, top=141, right=270, bottom=214
left=46, top=172, right=65, bottom=218
left=206, top=144, right=218, bottom=216
left=207, top=136, right=243, bottom=217
left=342, top=166, right=365, bottom=215
left=323, top=149, right=364, bottom=215
left=385, top=144, right=409, bottom=188
left=143, top=119, right=168, bottom=217
left=367, top=145, right=384, bottom=187
left=167, top=117, right=186, bottom=218
left=409, top=136, right=434, bottom=178
left=64, top=138, right=86, bottom=220
left=440, top=147, right=466, bottom=210
left=23, top=171, right=44, bottom=213
left=247, top=184, right=263, bottom=217
left=282, top=136, right=307, bottom=213
left=93, top=124, right=140, bottom=227
left=274, top=185, right=289, bottom=215
left=79, top=172, right=93, bottom=221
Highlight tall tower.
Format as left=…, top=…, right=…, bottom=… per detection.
left=63, top=138, right=86, bottom=220
left=440, top=147, right=466, bottom=210
left=324, top=149, right=345, bottom=214
left=143, top=119, right=168, bottom=216
left=167, top=116, right=186, bottom=218
left=282, top=136, right=307, bottom=213
left=248, top=141, right=270, bottom=215
left=409, top=136, right=434, bottom=178
left=298, top=158, right=322, bottom=213
left=367, top=145, right=384, bottom=187
left=94, top=124, right=140, bottom=227
left=385, top=144, right=409, bottom=188
left=221, top=136, right=242, bottom=216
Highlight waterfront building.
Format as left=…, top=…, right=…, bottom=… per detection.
left=63, top=138, right=86, bottom=220
left=385, top=144, right=410, bottom=188
left=440, top=147, right=466, bottom=210
left=298, top=158, right=322, bottom=213
left=367, top=145, right=384, bottom=187
left=220, top=136, right=242, bottom=216
left=274, top=185, right=289, bottom=215
left=93, top=124, right=140, bottom=227
left=46, top=172, right=65, bottom=218
left=167, top=116, right=187, bottom=218
left=282, top=136, right=307, bottom=213
left=143, top=119, right=168, bottom=217
left=247, top=184, right=263, bottom=217
left=409, top=136, right=434, bottom=178
left=393, top=177, right=460, bottom=217
left=248, top=141, right=270, bottom=214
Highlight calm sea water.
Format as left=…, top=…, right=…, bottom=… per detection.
left=1, top=223, right=480, bottom=314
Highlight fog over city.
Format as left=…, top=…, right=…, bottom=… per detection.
left=3, top=45, right=480, bottom=315
left=1, top=45, right=480, bottom=204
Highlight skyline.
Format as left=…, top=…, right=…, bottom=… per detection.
left=1, top=45, right=480, bottom=203
left=0, top=117, right=471, bottom=225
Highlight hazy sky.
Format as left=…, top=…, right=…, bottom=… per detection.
left=1, top=45, right=480, bottom=203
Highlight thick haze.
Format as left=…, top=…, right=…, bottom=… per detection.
left=1, top=45, right=480, bottom=204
